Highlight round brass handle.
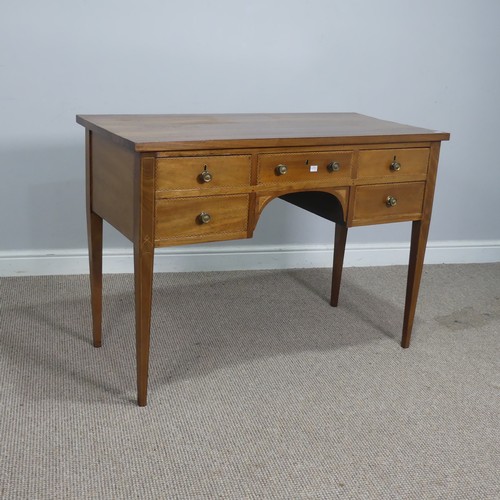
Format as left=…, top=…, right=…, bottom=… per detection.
left=275, top=164, right=288, bottom=176
left=327, top=161, right=340, bottom=173
left=199, top=170, right=213, bottom=183
left=386, top=196, right=398, bottom=207
left=390, top=161, right=401, bottom=172
left=198, top=212, right=211, bottom=224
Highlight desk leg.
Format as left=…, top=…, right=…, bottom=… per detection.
left=87, top=212, right=103, bottom=348
left=133, top=155, right=155, bottom=407
left=134, top=241, right=154, bottom=407
left=402, top=219, right=430, bottom=348
left=330, top=223, right=348, bottom=307
left=85, top=129, right=103, bottom=348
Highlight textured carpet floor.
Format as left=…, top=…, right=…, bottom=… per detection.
left=1, top=264, right=499, bottom=499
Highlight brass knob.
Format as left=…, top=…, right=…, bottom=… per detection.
left=199, top=170, right=213, bottom=183
left=390, top=161, right=401, bottom=172
left=198, top=212, right=211, bottom=224
left=327, top=161, right=340, bottom=173
left=386, top=196, right=397, bottom=207
left=275, top=164, right=288, bottom=176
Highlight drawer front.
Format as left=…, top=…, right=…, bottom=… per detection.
left=352, top=182, right=425, bottom=224
left=258, top=151, right=353, bottom=185
left=155, top=195, right=249, bottom=244
left=358, top=148, right=429, bottom=179
left=156, top=155, right=251, bottom=193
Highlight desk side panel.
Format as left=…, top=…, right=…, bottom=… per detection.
left=91, top=132, right=136, bottom=240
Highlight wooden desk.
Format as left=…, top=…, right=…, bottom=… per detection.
left=76, top=113, right=449, bottom=406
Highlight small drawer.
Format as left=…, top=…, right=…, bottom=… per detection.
left=258, top=151, right=353, bottom=185
left=357, top=148, right=429, bottom=179
left=156, top=155, right=251, bottom=193
left=155, top=194, right=249, bottom=245
left=351, top=182, right=425, bottom=225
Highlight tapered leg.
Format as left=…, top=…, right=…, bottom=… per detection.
left=133, top=154, right=156, bottom=407
left=330, top=223, right=348, bottom=307
left=133, top=246, right=154, bottom=404
left=87, top=212, right=103, bottom=347
left=85, top=129, right=103, bottom=348
left=401, top=220, right=430, bottom=348
left=134, top=240, right=154, bottom=407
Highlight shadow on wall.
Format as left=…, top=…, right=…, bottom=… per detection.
left=0, top=143, right=129, bottom=252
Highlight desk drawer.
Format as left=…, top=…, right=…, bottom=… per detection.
left=156, top=155, right=251, bottom=193
left=358, top=148, right=429, bottom=180
left=155, top=194, right=249, bottom=245
left=258, top=151, right=352, bottom=185
left=351, top=181, right=425, bottom=225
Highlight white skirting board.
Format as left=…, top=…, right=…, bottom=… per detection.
left=1, top=241, right=499, bottom=277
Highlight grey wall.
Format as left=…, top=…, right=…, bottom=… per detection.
left=1, top=0, right=499, bottom=255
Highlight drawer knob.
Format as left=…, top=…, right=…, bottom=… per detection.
left=198, top=212, right=211, bottom=224
left=390, top=161, right=401, bottom=172
left=275, top=164, right=288, bottom=176
left=199, top=169, right=213, bottom=183
left=327, top=161, right=340, bottom=172
left=386, top=196, right=398, bottom=207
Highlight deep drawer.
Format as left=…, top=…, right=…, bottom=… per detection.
left=351, top=182, right=425, bottom=225
left=155, top=194, right=249, bottom=245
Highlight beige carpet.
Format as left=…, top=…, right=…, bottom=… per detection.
left=1, top=264, right=499, bottom=499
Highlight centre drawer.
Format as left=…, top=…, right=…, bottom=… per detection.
left=357, top=148, right=429, bottom=180
left=258, top=151, right=353, bottom=185
left=156, top=155, right=251, bottom=193
left=155, top=194, right=249, bottom=245
left=351, top=181, right=426, bottom=225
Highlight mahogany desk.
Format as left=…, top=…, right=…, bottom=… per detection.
left=76, top=113, right=449, bottom=406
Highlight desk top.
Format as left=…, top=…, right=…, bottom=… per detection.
left=76, top=113, right=450, bottom=152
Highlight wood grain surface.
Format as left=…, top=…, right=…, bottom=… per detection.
left=76, top=113, right=450, bottom=151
